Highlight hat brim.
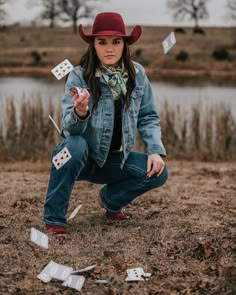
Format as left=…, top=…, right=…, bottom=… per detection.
left=78, top=24, right=142, bottom=45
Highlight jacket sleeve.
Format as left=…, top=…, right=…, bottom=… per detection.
left=137, top=73, right=166, bottom=157
left=61, top=70, right=91, bottom=136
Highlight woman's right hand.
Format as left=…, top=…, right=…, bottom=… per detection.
left=69, top=87, right=90, bottom=117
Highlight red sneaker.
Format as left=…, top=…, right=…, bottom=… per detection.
left=106, top=211, right=126, bottom=221
left=45, top=224, right=67, bottom=237
left=98, top=194, right=126, bottom=220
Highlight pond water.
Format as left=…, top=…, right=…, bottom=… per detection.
left=0, top=76, right=236, bottom=119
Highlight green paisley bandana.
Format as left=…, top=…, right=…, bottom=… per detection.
left=99, top=61, right=128, bottom=100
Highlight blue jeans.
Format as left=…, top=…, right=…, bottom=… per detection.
left=44, top=135, right=168, bottom=226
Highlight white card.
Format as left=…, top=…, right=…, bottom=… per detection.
left=52, top=147, right=72, bottom=170
left=38, top=261, right=73, bottom=282
left=162, top=32, right=176, bottom=54
left=71, top=264, right=97, bottom=274
left=37, top=272, right=52, bottom=283
left=125, top=268, right=145, bottom=281
left=70, top=87, right=89, bottom=98
left=67, top=204, right=82, bottom=221
left=95, top=279, right=109, bottom=284
left=30, top=227, right=48, bottom=249
left=49, top=115, right=61, bottom=134
left=51, top=59, right=74, bottom=80
left=62, top=275, right=85, bottom=291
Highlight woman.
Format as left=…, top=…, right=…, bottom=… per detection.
left=44, top=12, right=168, bottom=237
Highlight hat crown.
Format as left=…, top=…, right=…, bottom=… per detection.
left=92, top=12, right=126, bottom=35
left=78, top=12, right=142, bottom=45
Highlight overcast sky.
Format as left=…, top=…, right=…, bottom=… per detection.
left=5, top=0, right=234, bottom=27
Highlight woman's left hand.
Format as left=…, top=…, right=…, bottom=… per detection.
left=147, top=154, right=165, bottom=178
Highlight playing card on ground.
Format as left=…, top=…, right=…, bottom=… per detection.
left=52, top=147, right=72, bottom=170
left=37, top=272, right=52, bottom=283
left=125, top=267, right=145, bottom=281
left=67, top=204, right=82, bottom=221
left=95, top=279, right=109, bottom=284
left=30, top=227, right=48, bottom=249
left=38, top=261, right=73, bottom=282
left=51, top=59, right=74, bottom=80
left=71, top=264, right=97, bottom=274
left=162, top=32, right=176, bottom=54
left=62, top=275, right=85, bottom=291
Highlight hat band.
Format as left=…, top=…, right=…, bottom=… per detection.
left=91, top=30, right=126, bottom=37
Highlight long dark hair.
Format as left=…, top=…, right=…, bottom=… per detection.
left=79, top=38, right=136, bottom=111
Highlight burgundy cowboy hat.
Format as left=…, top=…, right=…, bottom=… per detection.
left=78, top=12, right=142, bottom=45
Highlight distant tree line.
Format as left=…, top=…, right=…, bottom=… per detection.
left=0, top=0, right=104, bottom=32
left=0, top=0, right=6, bottom=27
left=0, top=0, right=235, bottom=30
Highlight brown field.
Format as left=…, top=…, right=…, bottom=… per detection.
left=0, top=160, right=236, bottom=294
left=1, top=24, right=236, bottom=294
left=1, top=26, right=236, bottom=82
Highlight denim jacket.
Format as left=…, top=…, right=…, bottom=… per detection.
left=62, top=62, right=166, bottom=168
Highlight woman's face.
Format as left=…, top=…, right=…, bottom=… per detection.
left=94, top=35, right=124, bottom=66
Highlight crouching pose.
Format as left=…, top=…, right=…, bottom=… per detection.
left=44, top=12, right=168, bottom=237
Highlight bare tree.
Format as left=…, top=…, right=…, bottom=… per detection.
left=28, top=0, right=62, bottom=27
left=59, top=0, right=102, bottom=32
left=0, top=0, right=7, bottom=27
left=167, top=0, right=210, bottom=29
left=40, top=0, right=61, bottom=28
left=227, top=0, right=236, bottom=20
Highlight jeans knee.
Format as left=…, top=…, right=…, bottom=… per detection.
left=159, top=165, right=168, bottom=186
left=150, top=164, right=168, bottom=189
left=62, top=135, right=88, bottom=163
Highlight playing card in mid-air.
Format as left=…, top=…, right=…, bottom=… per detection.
left=30, top=227, right=48, bottom=249
left=63, top=275, right=85, bottom=291
left=67, top=204, right=82, bottom=221
left=52, top=147, right=72, bottom=170
left=162, top=32, right=176, bottom=54
left=51, top=59, right=74, bottom=80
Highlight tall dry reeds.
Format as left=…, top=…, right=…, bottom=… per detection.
left=0, top=95, right=61, bottom=161
left=159, top=102, right=236, bottom=161
left=0, top=96, right=235, bottom=161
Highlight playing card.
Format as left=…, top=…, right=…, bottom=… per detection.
left=37, top=272, right=52, bottom=283
left=162, top=32, right=176, bottom=54
left=95, top=279, right=109, bottom=284
left=38, top=261, right=73, bottom=282
left=62, top=275, right=85, bottom=291
left=70, top=87, right=90, bottom=98
left=67, top=204, right=82, bottom=221
left=52, top=147, right=72, bottom=170
left=51, top=59, right=74, bottom=80
left=71, top=264, right=97, bottom=274
left=30, top=227, right=48, bottom=249
left=49, top=115, right=61, bottom=134
left=125, top=267, right=145, bottom=281
left=37, top=262, right=54, bottom=283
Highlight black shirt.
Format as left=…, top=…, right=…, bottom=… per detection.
left=109, top=99, right=122, bottom=152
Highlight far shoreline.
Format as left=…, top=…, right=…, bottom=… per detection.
left=1, top=66, right=236, bottom=85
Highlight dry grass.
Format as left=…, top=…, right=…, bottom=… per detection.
left=1, top=96, right=236, bottom=161
left=0, top=160, right=235, bottom=294
left=0, top=26, right=236, bottom=82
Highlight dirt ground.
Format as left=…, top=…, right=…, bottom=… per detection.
left=0, top=160, right=235, bottom=294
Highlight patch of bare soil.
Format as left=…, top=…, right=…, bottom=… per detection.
left=0, top=161, right=235, bottom=294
